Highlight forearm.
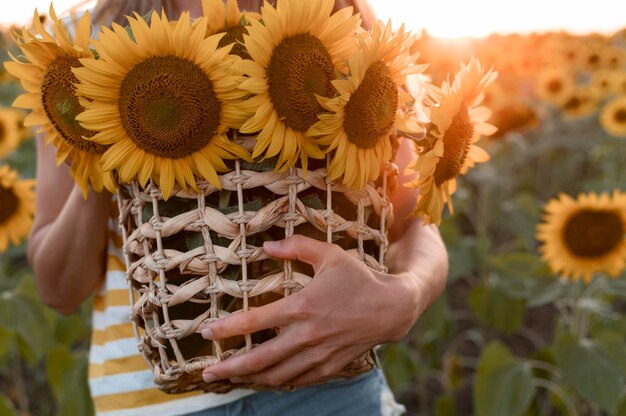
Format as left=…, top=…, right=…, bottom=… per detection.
left=385, top=215, right=449, bottom=321
left=28, top=185, right=111, bottom=314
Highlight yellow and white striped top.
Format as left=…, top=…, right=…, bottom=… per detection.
left=88, top=202, right=254, bottom=415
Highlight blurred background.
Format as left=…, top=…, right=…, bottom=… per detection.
left=1, top=1, right=625, bottom=415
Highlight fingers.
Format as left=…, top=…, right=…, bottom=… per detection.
left=202, top=336, right=299, bottom=383
left=263, top=235, right=339, bottom=270
left=287, top=347, right=363, bottom=387
left=201, top=299, right=291, bottom=340
left=230, top=344, right=334, bottom=386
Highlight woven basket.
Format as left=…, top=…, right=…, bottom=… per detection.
left=115, top=134, right=397, bottom=394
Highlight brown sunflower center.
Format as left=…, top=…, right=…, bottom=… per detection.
left=434, top=104, right=474, bottom=186
left=0, top=120, right=6, bottom=142
left=118, top=55, right=220, bottom=159
left=343, top=61, right=398, bottom=150
left=267, top=33, right=334, bottom=133
left=547, top=79, right=562, bottom=94
left=563, top=210, right=624, bottom=257
left=218, top=24, right=250, bottom=59
left=0, top=185, right=18, bottom=223
left=40, top=56, right=105, bottom=154
left=588, top=54, right=600, bottom=65
left=614, top=108, right=626, bottom=123
left=564, top=96, right=582, bottom=110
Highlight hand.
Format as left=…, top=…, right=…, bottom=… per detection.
left=201, top=235, right=420, bottom=388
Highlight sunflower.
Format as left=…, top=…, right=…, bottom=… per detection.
left=537, top=191, right=626, bottom=283
left=0, top=108, right=22, bottom=158
left=578, top=43, right=607, bottom=72
left=0, top=64, right=15, bottom=84
left=589, top=69, right=620, bottom=99
left=234, top=0, right=362, bottom=171
left=599, top=95, right=626, bottom=137
left=604, top=47, right=626, bottom=70
left=307, top=20, right=425, bottom=190
left=200, top=0, right=260, bottom=58
left=614, top=70, right=626, bottom=95
left=560, top=86, right=599, bottom=119
left=489, top=99, right=538, bottom=139
left=0, top=165, right=35, bottom=252
left=74, top=11, right=252, bottom=200
left=534, top=68, right=576, bottom=105
left=406, top=57, right=497, bottom=225
left=3, top=6, right=114, bottom=198
left=557, top=36, right=582, bottom=67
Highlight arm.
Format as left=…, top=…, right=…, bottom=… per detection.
left=200, top=137, right=449, bottom=387
left=27, top=135, right=112, bottom=315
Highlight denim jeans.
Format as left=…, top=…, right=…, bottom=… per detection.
left=186, top=368, right=406, bottom=416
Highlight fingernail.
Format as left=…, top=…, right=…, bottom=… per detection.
left=201, top=327, right=214, bottom=339
left=203, top=372, right=217, bottom=383
left=263, top=240, right=280, bottom=250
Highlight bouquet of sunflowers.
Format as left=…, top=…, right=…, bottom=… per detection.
left=5, top=0, right=496, bottom=393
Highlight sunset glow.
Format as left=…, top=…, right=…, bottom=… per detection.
left=1, top=0, right=625, bottom=39
left=369, top=0, right=626, bottom=38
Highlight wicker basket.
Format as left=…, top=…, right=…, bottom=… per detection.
left=115, top=135, right=397, bottom=394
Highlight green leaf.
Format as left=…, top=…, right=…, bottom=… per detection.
left=0, top=291, right=49, bottom=364
left=0, top=326, right=16, bottom=365
left=240, top=155, right=280, bottom=171
left=487, top=252, right=556, bottom=301
left=141, top=197, right=196, bottom=223
left=53, top=314, right=90, bottom=347
left=57, top=358, right=93, bottom=416
left=435, top=393, right=456, bottom=416
left=0, top=394, right=16, bottom=416
left=46, top=348, right=78, bottom=401
left=219, top=199, right=263, bottom=215
left=554, top=332, right=625, bottom=413
left=300, top=193, right=326, bottom=210
left=474, top=342, right=535, bottom=416
left=526, top=279, right=566, bottom=308
left=447, top=236, right=478, bottom=282
left=416, top=295, right=450, bottom=345
left=488, top=252, right=545, bottom=281
left=379, top=343, right=419, bottom=392
left=604, top=278, right=626, bottom=298
left=577, top=298, right=619, bottom=320
left=468, top=284, right=526, bottom=335
left=614, top=394, right=626, bottom=416
left=46, top=348, right=94, bottom=416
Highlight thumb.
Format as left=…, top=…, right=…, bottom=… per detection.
left=262, top=235, right=336, bottom=269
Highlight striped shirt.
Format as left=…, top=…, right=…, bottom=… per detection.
left=45, top=9, right=255, bottom=414
left=88, top=200, right=254, bottom=415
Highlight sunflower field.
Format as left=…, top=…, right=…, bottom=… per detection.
left=0, top=2, right=625, bottom=415
left=0, top=21, right=94, bottom=415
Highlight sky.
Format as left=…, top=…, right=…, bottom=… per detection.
left=1, top=0, right=625, bottom=39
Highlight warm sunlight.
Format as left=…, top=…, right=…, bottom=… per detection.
left=369, top=0, right=626, bottom=38
left=0, top=0, right=95, bottom=28
left=2, top=0, right=625, bottom=39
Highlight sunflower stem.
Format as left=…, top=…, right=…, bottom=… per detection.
left=528, top=359, right=564, bottom=381
left=533, top=377, right=578, bottom=416
left=555, top=299, right=575, bottom=334
left=573, top=276, right=606, bottom=339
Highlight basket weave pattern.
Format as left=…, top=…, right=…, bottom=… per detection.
left=116, top=150, right=396, bottom=394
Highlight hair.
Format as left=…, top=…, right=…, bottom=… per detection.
left=90, top=0, right=376, bottom=29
